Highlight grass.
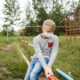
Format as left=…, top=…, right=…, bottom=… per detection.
left=0, top=35, right=80, bottom=80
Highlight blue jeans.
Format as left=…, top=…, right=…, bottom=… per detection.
left=24, top=57, right=49, bottom=80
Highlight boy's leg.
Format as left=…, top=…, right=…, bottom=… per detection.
left=30, top=58, right=49, bottom=80
left=24, top=58, right=38, bottom=80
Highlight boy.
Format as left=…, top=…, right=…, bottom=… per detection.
left=24, top=19, right=59, bottom=80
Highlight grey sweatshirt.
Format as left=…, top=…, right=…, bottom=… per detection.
left=33, top=34, right=59, bottom=69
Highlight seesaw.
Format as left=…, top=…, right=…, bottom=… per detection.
left=56, top=68, right=74, bottom=80
left=16, top=40, right=74, bottom=80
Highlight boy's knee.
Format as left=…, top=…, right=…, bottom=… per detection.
left=30, top=72, right=35, bottom=79
left=30, top=72, right=38, bottom=79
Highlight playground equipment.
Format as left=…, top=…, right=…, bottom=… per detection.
left=16, top=40, right=74, bottom=80
left=64, top=9, right=80, bottom=42
left=56, top=68, right=74, bottom=80
left=16, top=41, right=58, bottom=80
left=78, top=9, right=80, bottom=34
left=18, top=29, right=25, bottom=40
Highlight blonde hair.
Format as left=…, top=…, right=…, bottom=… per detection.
left=43, top=19, right=56, bottom=29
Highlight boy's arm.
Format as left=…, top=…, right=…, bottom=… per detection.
left=33, top=37, right=48, bottom=69
left=48, top=36, right=59, bottom=67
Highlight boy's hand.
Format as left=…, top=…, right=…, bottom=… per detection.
left=30, top=56, right=34, bottom=59
left=44, top=66, right=54, bottom=78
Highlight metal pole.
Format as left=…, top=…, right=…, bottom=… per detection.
left=73, top=12, right=76, bottom=41
left=56, top=68, right=74, bottom=80
left=78, top=9, right=80, bottom=36
left=64, top=15, right=69, bottom=42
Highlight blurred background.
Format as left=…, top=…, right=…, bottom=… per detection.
left=0, top=0, right=80, bottom=80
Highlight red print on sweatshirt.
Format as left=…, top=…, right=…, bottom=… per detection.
left=48, top=42, right=53, bottom=48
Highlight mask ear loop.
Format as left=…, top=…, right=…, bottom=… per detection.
left=44, top=33, right=53, bottom=38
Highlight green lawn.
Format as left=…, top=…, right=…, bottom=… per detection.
left=0, top=35, right=80, bottom=80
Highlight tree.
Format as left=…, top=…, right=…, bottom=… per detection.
left=3, top=0, right=20, bottom=40
left=50, top=0, right=64, bottom=26
left=32, top=0, right=50, bottom=25
left=24, top=1, right=36, bottom=26
left=76, top=0, right=80, bottom=12
left=31, top=0, right=64, bottom=26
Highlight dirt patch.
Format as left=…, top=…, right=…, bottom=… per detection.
left=0, top=67, right=23, bottom=80
left=9, top=78, right=23, bottom=80
left=0, top=67, right=11, bottom=74
left=0, top=73, right=2, bottom=78
left=0, top=45, right=12, bottom=52
left=13, top=79, right=23, bottom=80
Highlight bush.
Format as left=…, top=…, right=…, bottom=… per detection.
left=2, top=30, right=14, bottom=36
left=24, top=27, right=42, bottom=36
left=54, top=27, right=65, bottom=36
left=24, top=26, right=65, bottom=36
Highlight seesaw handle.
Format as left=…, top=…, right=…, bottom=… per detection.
left=48, top=75, right=58, bottom=80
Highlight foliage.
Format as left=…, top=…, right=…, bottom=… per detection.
left=2, top=0, right=20, bottom=37
left=27, top=0, right=64, bottom=26
left=24, top=27, right=42, bottom=36
left=24, top=26, right=65, bottom=36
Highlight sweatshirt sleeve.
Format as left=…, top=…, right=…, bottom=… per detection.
left=48, top=36, right=59, bottom=67
left=33, top=37, right=48, bottom=69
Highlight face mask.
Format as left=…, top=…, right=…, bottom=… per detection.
left=44, top=32, right=53, bottom=38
